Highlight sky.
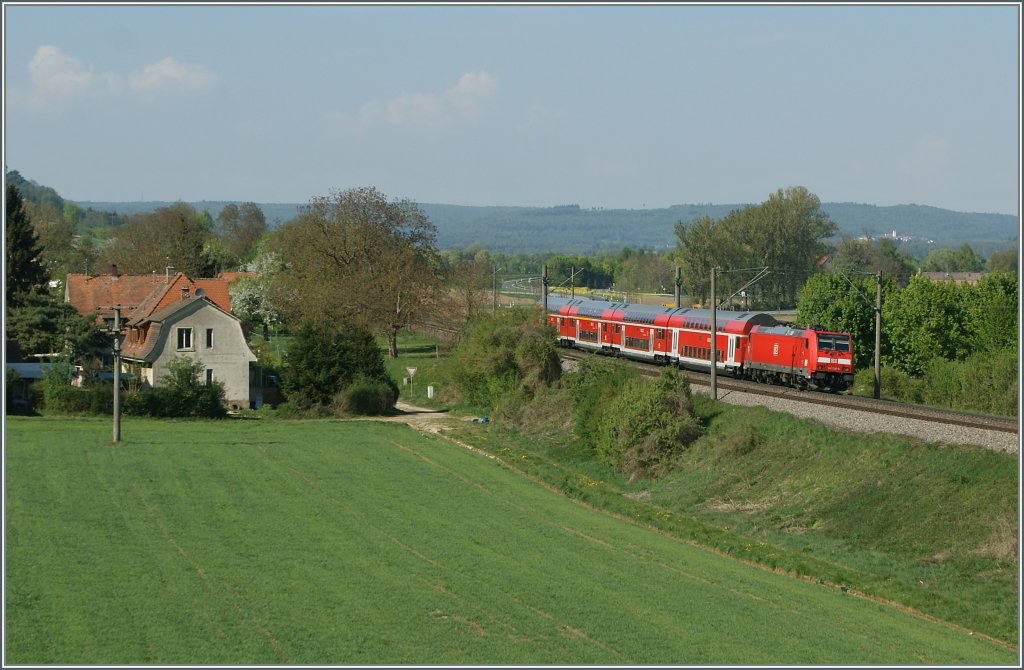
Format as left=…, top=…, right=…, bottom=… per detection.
left=2, top=2, right=1021, bottom=215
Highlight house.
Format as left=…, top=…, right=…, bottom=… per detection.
left=65, top=266, right=261, bottom=409
left=921, top=271, right=985, bottom=286
left=121, top=294, right=259, bottom=409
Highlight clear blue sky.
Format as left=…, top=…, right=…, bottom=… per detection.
left=3, top=2, right=1020, bottom=215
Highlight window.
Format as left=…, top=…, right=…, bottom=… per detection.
left=177, top=327, right=193, bottom=350
left=206, top=328, right=214, bottom=348
left=206, top=369, right=214, bottom=384
left=624, top=336, right=650, bottom=351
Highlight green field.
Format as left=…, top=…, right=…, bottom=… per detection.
left=4, top=416, right=1018, bottom=665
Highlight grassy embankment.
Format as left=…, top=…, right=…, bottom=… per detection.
left=4, top=416, right=1017, bottom=665
left=381, top=330, right=1018, bottom=647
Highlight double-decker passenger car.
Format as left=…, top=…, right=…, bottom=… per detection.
left=547, top=296, right=853, bottom=392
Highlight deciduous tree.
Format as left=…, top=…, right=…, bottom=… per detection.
left=271, top=187, right=440, bottom=357
left=216, top=202, right=268, bottom=263
left=96, top=202, right=215, bottom=277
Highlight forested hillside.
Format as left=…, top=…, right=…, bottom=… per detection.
left=73, top=198, right=1018, bottom=255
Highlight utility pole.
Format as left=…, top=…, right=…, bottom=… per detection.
left=542, top=265, right=549, bottom=324
left=710, top=267, right=717, bottom=400
left=674, top=266, right=681, bottom=309
left=571, top=266, right=575, bottom=299
left=112, top=305, right=122, bottom=443
left=874, top=271, right=882, bottom=400
left=492, top=264, right=500, bottom=313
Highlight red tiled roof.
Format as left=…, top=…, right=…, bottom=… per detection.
left=66, top=271, right=235, bottom=325
left=65, top=272, right=169, bottom=322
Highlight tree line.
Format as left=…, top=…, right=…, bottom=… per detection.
left=6, top=172, right=1018, bottom=416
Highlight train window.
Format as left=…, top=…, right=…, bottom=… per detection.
left=625, top=336, right=650, bottom=351
left=817, top=334, right=850, bottom=352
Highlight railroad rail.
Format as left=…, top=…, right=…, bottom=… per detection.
left=558, top=349, right=1019, bottom=436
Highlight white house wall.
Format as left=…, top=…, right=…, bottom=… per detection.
left=146, top=302, right=258, bottom=409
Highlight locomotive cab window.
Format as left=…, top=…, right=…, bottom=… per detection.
left=817, top=334, right=851, bottom=352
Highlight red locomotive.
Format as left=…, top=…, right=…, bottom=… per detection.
left=546, top=296, right=854, bottom=392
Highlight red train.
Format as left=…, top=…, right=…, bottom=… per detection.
left=546, top=296, right=854, bottom=392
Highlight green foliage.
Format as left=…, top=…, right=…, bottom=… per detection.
left=4, top=291, right=109, bottom=362
left=38, top=363, right=88, bottom=414
left=270, top=187, right=440, bottom=357
left=795, top=273, right=894, bottom=368
left=280, top=323, right=397, bottom=411
left=95, top=202, right=215, bottom=277
left=5, top=183, right=49, bottom=307
left=853, top=365, right=923, bottom=404
left=333, top=374, right=398, bottom=416
left=590, top=367, right=703, bottom=480
left=882, top=274, right=973, bottom=375
left=215, top=202, right=268, bottom=262
left=919, top=350, right=1018, bottom=417
left=674, top=186, right=837, bottom=308
left=986, top=249, right=1017, bottom=273
left=566, top=357, right=640, bottom=449
left=442, top=308, right=561, bottom=411
left=921, top=244, right=985, bottom=273
left=124, top=357, right=227, bottom=418
left=963, top=272, right=1018, bottom=353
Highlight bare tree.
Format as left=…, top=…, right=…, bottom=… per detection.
left=270, top=187, right=440, bottom=357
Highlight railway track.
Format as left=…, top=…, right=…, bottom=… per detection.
left=558, top=348, right=1019, bottom=436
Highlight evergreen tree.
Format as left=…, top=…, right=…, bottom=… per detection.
left=5, top=183, right=49, bottom=307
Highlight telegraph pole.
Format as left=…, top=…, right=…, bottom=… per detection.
left=112, top=305, right=122, bottom=443
left=710, top=267, right=717, bottom=400
left=492, top=264, right=500, bottom=313
left=674, top=266, right=681, bottom=309
left=542, top=265, right=549, bottom=324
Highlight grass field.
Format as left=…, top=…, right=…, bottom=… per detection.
left=4, top=416, right=1017, bottom=665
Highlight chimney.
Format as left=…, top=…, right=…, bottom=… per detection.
left=111, top=264, right=120, bottom=280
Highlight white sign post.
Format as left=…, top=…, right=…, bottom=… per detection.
left=406, top=367, right=417, bottom=397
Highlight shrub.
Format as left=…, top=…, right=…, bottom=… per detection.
left=592, top=367, right=703, bottom=481
left=334, top=375, right=399, bottom=416
left=920, top=349, right=1018, bottom=416
left=854, top=365, right=923, bottom=404
left=124, top=357, right=227, bottom=418
left=443, top=308, right=561, bottom=411
left=282, top=322, right=396, bottom=410
left=39, top=363, right=90, bottom=414
left=566, top=357, right=640, bottom=452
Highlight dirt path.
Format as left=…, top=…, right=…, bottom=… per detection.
left=376, top=401, right=461, bottom=433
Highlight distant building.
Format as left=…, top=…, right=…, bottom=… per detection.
left=920, top=271, right=985, bottom=286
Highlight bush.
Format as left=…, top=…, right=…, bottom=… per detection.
left=282, top=322, right=397, bottom=410
left=854, top=365, right=923, bottom=404
left=920, top=349, right=1017, bottom=416
left=566, top=357, right=640, bottom=451
left=39, top=363, right=91, bottom=414
left=443, top=309, right=561, bottom=411
left=854, top=350, right=1018, bottom=416
left=123, top=357, right=227, bottom=418
left=334, top=375, right=399, bottom=416
left=590, top=366, right=703, bottom=481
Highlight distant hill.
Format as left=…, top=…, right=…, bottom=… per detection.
left=73, top=198, right=1019, bottom=256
